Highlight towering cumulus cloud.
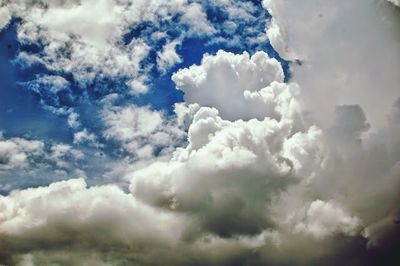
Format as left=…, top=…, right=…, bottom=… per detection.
left=0, top=0, right=399, bottom=265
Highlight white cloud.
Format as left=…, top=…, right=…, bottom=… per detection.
left=0, top=178, right=185, bottom=236
left=0, top=6, right=11, bottom=30
left=127, top=77, right=149, bottom=95
left=262, top=1, right=400, bottom=252
left=127, top=51, right=325, bottom=239
left=262, top=0, right=400, bottom=130
left=73, top=129, right=99, bottom=146
left=0, top=1, right=399, bottom=263
left=172, top=50, right=284, bottom=121
left=36, top=75, right=69, bottom=94
left=102, top=105, right=185, bottom=159
left=47, top=144, right=84, bottom=170
left=180, top=2, right=216, bottom=36
left=103, top=105, right=163, bottom=143
left=0, top=138, right=44, bottom=172
left=0, top=178, right=188, bottom=264
left=388, top=0, right=400, bottom=7
left=67, top=112, right=80, bottom=129
left=295, top=200, right=361, bottom=238
left=0, top=0, right=217, bottom=89
left=157, top=40, right=182, bottom=72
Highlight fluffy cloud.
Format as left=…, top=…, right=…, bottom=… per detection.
left=0, top=0, right=215, bottom=92
left=0, top=133, right=93, bottom=193
left=135, top=45, right=400, bottom=263
left=0, top=6, right=11, bottom=29
left=257, top=5, right=400, bottom=255
left=172, top=50, right=284, bottom=121
left=294, top=200, right=361, bottom=239
left=102, top=105, right=185, bottom=159
left=0, top=137, right=44, bottom=172
left=263, top=0, right=400, bottom=130
left=1, top=49, right=335, bottom=264
left=128, top=50, right=329, bottom=244
left=0, top=1, right=399, bottom=264
left=129, top=107, right=323, bottom=237
left=73, top=129, right=99, bottom=147
left=0, top=54, right=398, bottom=265
left=388, top=0, right=400, bottom=7
left=0, top=178, right=188, bottom=265
left=3, top=45, right=400, bottom=264
left=157, top=40, right=182, bottom=72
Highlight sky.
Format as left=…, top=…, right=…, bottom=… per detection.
left=0, top=0, right=399, bottom=265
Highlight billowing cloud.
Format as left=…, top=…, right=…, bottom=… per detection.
left=0, top=0, right=266, bottom=103
left=388, top=0, right=400, bottom=7
left=0, top=178, right=188, bottom=265
left=172, top=50, right=285, bottom=121
left=0, top=0, right=399, bottom=265
left=263, top=0, right=400, bottom=130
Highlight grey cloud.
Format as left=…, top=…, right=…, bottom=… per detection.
left=264, top=0, right=400, bottom=130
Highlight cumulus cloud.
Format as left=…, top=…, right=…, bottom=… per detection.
left=0, top=0, right=399, bottom=265
left=388, top=0, right=400, bottom=7
left=294, top=200, right=361, bottom=239
left=263, top=0, right=400, bottom=130
left=73, top=129, right=99, bottom=147
left=157, top=40, right=182, bottom=72
left=67, top=112, right=80, bottom=129
left=0, top=6, right=11, bottom=29
left=0, top=48, right=332, bottom=264
left=172, top=50, right=285, bottom=121
left=126, top=51, right=338, bottom=254
left=102, top=105, right=185, bottom=159
left=136, top=41, right=400, bottom=263
left=3, top=44, right=400, bottom=264
left=0, top=0, right=216, bottom=91
left=0, top=137, right=44, bottom=172
left=129, top=107, right=323, bottom=237
left=0, top=178, right=188, bottom=265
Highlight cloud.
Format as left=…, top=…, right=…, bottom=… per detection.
left=102, top=105, right=185, bottom=159
left=128, top=50, right=328, bottom=244
left=0, top=178, right=188, bottom=265
left=263, top=0, right=400, bottom=130
left=67, top=112, right=80, bottom=129
left=388, top=0, right=400, bottom=7
left=294, top=200, right=361, bottom=239
left=1, top=0, right=215, bottom=90
left=73, top=129, right=99, bottom=146
left=172, top=50, right=285, bottom=121
left=1, top=46, right=400, bottom=264
left=0, top=6, right=11, bottom=30
left=156, top=40, right=182, bottom=72
left=180, top=2, right=216, bottom=36
left=0, top=133, right=94, bottom=193
left=129, top=107, right=322, bottom=238
left=0, top=1, right=399, bottom=265
left=0, top=137, right=44, bottom=172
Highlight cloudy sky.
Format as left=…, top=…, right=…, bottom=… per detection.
left=0, top=0, right=399, bottom=265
